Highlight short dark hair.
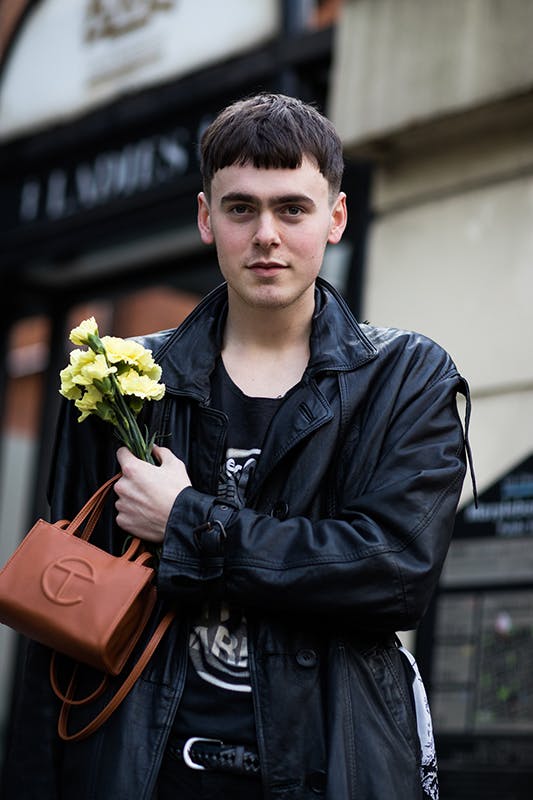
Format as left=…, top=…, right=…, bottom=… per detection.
left=200, top=93, right=345, bottom=201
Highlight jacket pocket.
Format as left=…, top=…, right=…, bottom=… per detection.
left=328, top=640, right=422, bottom=800
left=357, top=641, right=420, bottom=759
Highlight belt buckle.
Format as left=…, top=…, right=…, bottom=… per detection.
left=183, top=737, right=222, bottom=770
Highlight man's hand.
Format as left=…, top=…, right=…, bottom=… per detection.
left=114, top=444, right=192, bottom=542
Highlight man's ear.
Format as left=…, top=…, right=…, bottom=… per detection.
left=197, top=192, right=214, bottom=244
left=327, top=192, right=348, bottom=244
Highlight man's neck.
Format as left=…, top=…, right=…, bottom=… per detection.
left=221, top=294, right=314, bottom=398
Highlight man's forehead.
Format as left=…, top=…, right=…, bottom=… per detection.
left=210, top=156, right=328, bottom=200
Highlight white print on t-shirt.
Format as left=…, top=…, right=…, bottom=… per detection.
left=188, top=448, right=260, bottom=692
left=189, top=601, right=250, bottom=692
left=219, top=448, right=261, bottom=507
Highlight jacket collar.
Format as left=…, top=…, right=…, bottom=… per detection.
left=151, top=277, right=377, bottom=401
left=308, top=277, right=378, bottom=375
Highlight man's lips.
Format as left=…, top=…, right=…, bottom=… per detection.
left=247, top=262, right=288, bottom=275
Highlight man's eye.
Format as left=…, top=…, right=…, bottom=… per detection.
left=230, top=205, right=251, bottom=215
left=284, top=206, right=303, bottom=216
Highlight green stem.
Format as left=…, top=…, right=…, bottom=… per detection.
left=109, top=374, right=154, bottom=463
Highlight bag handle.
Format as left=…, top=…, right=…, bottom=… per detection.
left=66, top=472, right=122, bottom=541
left=62, top=473, right=150, bottom=562
left=55, top=609, right=175, bottom=742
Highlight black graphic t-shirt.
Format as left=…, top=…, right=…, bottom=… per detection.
left=171, top=357, right=282, bottom=744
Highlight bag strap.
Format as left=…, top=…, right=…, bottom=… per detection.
left=49, top=656, right=109, bottom=705
left=56, top=609, right=175, bottom=742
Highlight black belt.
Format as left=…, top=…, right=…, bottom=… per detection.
left=167, top=737, right=261, bottom=776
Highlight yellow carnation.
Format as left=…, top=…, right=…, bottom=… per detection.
left=101, top=336, right=156, bottom=373
left=69, top=317, right=99, bottom=346
left=118, top=371, right=166, bottom=401
left=76, top=353, right=117, bottom=387
left=59, top=365, right=83, bottom=400
left=74, top=385, right=105, bottom=422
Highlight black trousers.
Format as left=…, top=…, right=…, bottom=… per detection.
left=157, top=754, right=264, bottom=800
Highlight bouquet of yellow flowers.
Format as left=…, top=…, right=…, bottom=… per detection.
left=59, top=317, right=165, bottom=464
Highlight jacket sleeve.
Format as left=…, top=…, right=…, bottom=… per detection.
left=157, top=342, right=470, bottom=632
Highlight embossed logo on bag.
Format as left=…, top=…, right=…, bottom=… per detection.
left=41, top=558, right=96, bottom=605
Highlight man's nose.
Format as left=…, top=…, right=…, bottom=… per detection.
left=252, top=212, right=280, bottom=247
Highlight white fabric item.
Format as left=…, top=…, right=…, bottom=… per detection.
left=399, top=646, right=439, bottom=800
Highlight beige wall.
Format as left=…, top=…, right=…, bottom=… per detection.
left=330, top=0, right=533, bottom=152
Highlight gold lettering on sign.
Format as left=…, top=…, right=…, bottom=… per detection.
left=84, top=0, right=175, bottom=42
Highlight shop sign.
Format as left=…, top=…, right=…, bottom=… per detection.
left=0, top=0, right=278, bottom=141
left=0, top=114, right=213, bottom=233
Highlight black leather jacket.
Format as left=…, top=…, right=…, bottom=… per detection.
left=4, top=279, right=471, bottom=799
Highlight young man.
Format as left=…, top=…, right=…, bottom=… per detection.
left=4, top=93, right=472, bottom=799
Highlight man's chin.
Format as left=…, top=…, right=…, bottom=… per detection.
left=230, top=280, right=316, bottom=312
left=243, top=289, right=298, bottom=311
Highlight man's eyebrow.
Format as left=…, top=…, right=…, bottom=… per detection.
left=220, top=192, right=256, bottom=204
left=220, top=192, right=316, bottom=207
